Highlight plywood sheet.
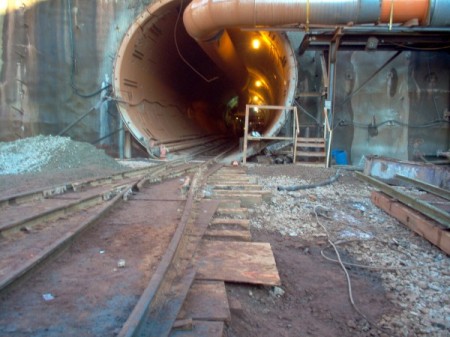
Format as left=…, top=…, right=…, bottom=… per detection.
left=170, top=321, right=224, bottom=337
left=196, top=241, right=281, bottom=286
left=178, top=280, right=230, bottom=322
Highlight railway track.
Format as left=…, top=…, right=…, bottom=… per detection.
left=0, top=150, right=280, bottom=336
left=357, top=172, right=450, bottom=255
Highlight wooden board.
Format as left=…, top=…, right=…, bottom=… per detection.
left=210, top=218, right=250, bottom=229
left=204, top=229, right=251, bottom=241
left=372, top=191, right=450, bottom=255
left=177, top=280, right=231, bottom=322
left=170, top=321, right=224, bottom=337
left=196, top=241, right=281, bottom=286
left=210, top=193, right=262, bottom=207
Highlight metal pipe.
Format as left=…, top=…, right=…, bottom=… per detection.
left=183, top=1, right=382, bottom=40
left=183, top=0, right=380, bottom=95
left=183, top=0, right=449, bottom=97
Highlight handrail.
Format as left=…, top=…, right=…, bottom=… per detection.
left=242, top=105, right=298, bottom=164
left=323, top=107, right=332, bottom=168
left=294, top=105, right=300, bottom=136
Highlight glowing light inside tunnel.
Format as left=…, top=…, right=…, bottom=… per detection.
left=251, top=39, right=261, bottom=50
left=0, top=0, right=48, bottom=15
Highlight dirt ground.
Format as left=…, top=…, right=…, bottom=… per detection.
left=230, top=164, right=449, bottom=337
left=1, top=161, right=449, bottom=337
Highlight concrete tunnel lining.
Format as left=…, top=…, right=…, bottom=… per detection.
left=113, top=0, right=298, bottom=153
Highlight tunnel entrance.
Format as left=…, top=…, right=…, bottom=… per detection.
left=113, top=0, right=297, bottom=154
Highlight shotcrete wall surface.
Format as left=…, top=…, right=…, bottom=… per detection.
left=0, top=0, right=151, bottom=143
left=0, top=0, right=448, bottom=163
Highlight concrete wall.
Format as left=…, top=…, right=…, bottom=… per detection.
left=299, top=50, right=449, bottom=165
left=0, top=0, right=151, bottom=154
left=0, top=0, right=449, bottom=163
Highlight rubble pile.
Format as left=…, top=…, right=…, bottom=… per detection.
left=0, top=135, right=124, bottom=175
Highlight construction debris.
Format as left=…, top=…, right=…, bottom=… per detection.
left=0, top=135, right=124, bottom=175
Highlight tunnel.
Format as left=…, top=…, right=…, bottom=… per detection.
left=113, top=0, right=450, bottom=157
left=112, top=0, right=298, bottom=155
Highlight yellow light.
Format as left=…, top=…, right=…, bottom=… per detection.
left=255, top=80, right=262, bottom=87
left=253, top=96, right=259, bottom=102
left=1, top=0, right=48, bottom=15
left=251, top=39, right=261, bottom=50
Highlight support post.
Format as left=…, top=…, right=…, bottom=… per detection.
left=119, top=119, right=125, bottom=159
left=124, top=130, right=132, bottom=159
left=242, top=105, right=250, bottom=165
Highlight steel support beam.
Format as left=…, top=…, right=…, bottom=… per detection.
left=356, top=172, right=450, bottom=228
left=396, top=175, right=450, bottom=202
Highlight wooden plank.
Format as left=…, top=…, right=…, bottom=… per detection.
left=170, top=321, right=224, bottom=337
left=297, top=142, right=325, bottom=148
left=212, top=184, right=262, bottom=191
left=210, top=218, right=250, bottom=229
left=210, top=193, right=263, bottom=207
left=208, top=179, right=258, bottom=186
left=204, top=229, right=252, bottom=241
left=296, top=151, right=326, bottom=157
left=177, top=280, right=231, bottom=322
left=217, top=199, right=241, bottom=209
left=297, top=137, right=325, bottom=142
left=213, top=189, right=271, bottom=199
left=216, top=208, right=248, bottom=217
left=372, top=191, right=450, bottom=255
left=357, top=172, right=450, bottom=228
left=196, top=241, right=281, bottom=286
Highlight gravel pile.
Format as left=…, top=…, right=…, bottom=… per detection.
left=249, top=165, right=450, bottom=336
left=0, top=135, right=124, bottom=175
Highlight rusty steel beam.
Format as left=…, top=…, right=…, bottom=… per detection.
left=372, top=191, right=450, bottom=255
left=356, top=172, right=450, bottom=228
left=396, top=174, right=450, bottom=202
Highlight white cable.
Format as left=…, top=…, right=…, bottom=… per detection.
left=313, top=205, right=397, bottom=337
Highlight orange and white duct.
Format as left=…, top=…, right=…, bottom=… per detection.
left=184, top=0, right=450, bottom=92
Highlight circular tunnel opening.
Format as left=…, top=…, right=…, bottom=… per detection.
left=113, top=0, right=297, bottom=155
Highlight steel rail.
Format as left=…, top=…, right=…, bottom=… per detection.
left=356, top=172, right=450, bottom=228
left=0, top=161, right=212, bottom=296
left=395, top=174, right=450, bottom=202
left=0, top=184, right=132, bottom=294
left=118, top=154, right=227, bottom=337
left=0, top=183, right=132, bottom=236
left=0, top=163, right=169, bottom=208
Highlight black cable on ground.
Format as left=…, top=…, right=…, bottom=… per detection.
left=277, top=169, right=341, bottom=191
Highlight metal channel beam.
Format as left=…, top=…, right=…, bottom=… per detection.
left=396, top=175, right=450, bottom=202
left=356, top=172, right=450, bottom=228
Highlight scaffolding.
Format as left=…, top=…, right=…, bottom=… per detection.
left=242, top=105, right=299, bottom=165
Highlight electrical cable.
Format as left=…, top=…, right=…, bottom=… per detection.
left=384, top=40, right=450, bottom=51
left=313, top=205, right=398, bottom=337
left=174, top=0, right=220, bottom=83
left=336, top=118, right=449, bottom=129
left=67, top=0, right=111, bottom=98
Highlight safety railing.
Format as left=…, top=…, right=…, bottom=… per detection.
left=242, top=105, right=299, bottom=165
left=323, top=107, right=333, bottom=168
